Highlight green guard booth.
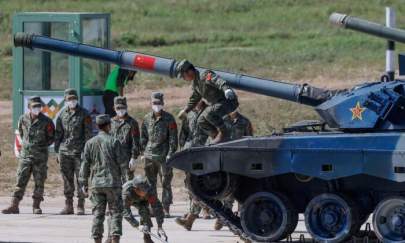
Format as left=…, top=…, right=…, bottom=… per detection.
left=12, top=12, right=111, bottom=133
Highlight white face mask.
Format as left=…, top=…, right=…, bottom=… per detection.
left=116, top=109, right=127, bottom=117
left=31, top=107, right=42, bottom=116
left=66, top=99, right=78, bottom=109
left=152, top=105, right=163, bottom=113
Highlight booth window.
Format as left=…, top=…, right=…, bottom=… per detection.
left=82, top=18, right=108, bottom=91
left=23, top=22, right=69, bottom=91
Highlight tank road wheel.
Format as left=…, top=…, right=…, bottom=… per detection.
left=373, top=197, right=405, bottom=243
left=240, top=192, right=298, bottom=242
left=187, top=172, right=237, bottom=200
left=304, top=193, right=359, bottom=243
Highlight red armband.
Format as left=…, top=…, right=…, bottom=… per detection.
left=148, top=195, right=157, bottom=205
left=169, top=122, right=177, bottom=130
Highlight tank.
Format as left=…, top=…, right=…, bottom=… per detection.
left=13, top=12, right=405, bottom=243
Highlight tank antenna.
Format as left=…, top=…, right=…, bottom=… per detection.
left=386, top=7, right=396, bottom=81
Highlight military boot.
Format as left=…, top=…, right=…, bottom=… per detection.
left=77, top=198, right=85, bottom=215
left=1, top=197, right=20, bottom=214
left=60, top=198, right=74, bottom=215
left=143, top=234, right=154, bottom=243
left=175, top=213, right=198, bottom=231
left=33, top=199, right=42, bottom=214
left=94, top=238, right=102, bottom=243
left=214, top=218, right=224, bottom=230
left=163, top=205, right=170, bottom=218
left=111, top=236, right=120, bottom=243
left=202, top=208, right=212, bottom=219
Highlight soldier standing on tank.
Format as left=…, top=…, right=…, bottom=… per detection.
left=213, top=110, right=254, bottom=230
left=140, top=92, right=178, bottom=218
left=111, top=96, right=141, bottom=183
left=123, top=175, right=167, bottom=243
left=2, top=96, right=55, bottom=215
left=55, top=88, right=93, bottom=215
left=176, top=60, right=238, bottom=144
left=79, top=114, right=124, bottom=243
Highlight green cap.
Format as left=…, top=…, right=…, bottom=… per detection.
left=114, top=96, right=127, bottom=108
left=64, top=88, right=78, bottom=99
left=96, top=114, right=111, bottom=126
left=175, top=59, right=195, bottom=78
left=132, top=175, right=152, bottom=195
left=151, top=92, right=164, bottom=103
left=28, top=96, right=44, bottom=107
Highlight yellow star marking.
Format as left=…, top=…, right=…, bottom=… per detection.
left=350, top=101, right=366, bottom=120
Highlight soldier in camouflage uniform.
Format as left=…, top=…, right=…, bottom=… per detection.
left=111, top=96, right=141, bottom=183
left=176, top=101, right=213, bottom=230
left=141, top=92, right=178, bottom=217
left=213, top=110, right=254, bottom=230
left=79, top=114, right=124, bottom=243
left=2, top=96, right=55, bottom=215
left=55, top=88, right=93, bottom=215
left=177, top=60, right=238, bottom=144
left=122, top=175, right=167, bottom=243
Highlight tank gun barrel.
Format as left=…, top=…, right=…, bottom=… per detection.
left=14, top=32, right=326, bottom=106
left=330, top=12, right=405, bottom=43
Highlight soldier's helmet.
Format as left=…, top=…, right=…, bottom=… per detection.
left=28, top=96, right=44, bottom=107
left=64, top=88, right=78, bottom=99
left=114, top=96, right=127, bottom=109
left=95, top=114, right=111, bottom=126
left=151, top=92, right=164, bottom=104
left=175, top=59, right=195, bottom=78
left=132, top=175, right=152, bottom=195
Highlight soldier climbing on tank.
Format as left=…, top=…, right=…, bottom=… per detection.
left=2, top=96, right=55, bottom=215
left=176, top=60, right=239, bottom=144
left=140, top=92, right=178, bottom=218
left=122, top=175, right=167, bottom=243
left=55, top=88, right=93, bottom=215
left=111, top=96, right=141, bottom=183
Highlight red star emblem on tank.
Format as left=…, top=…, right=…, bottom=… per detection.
left=350, top=101, right=366, bottom=120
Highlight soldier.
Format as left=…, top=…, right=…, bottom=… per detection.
left=111, top=96, right=141, bottom=183
left=2, top=96, right=55, bottom=214
left=122, top=175, right=167, bottom=243
left=141, top=92, right=178, bottom=218
left=176, top=60, right=238, bottom=144
left=79, top=114, right=124, bottom=243
left=213, top=110, right=254, bottom=230
left=223, top=110, right=253, bottom=140
left=55, top=88, right=93, bottom=215
left=176, top=101, right=212, bottom=230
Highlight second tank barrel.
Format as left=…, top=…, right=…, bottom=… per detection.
left=330, top=12, right=405, bottom=43
left=14, top=32, right=321, bottom=106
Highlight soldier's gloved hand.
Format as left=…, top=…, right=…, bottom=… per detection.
left=129, top=158, right=137, bottom=170
left=157, top=226, right=167, bottom=241
left=177, top=109, right=187, bottom=120
left=225, top=89, right=236, bottom=100
left=141, top=225, right=151, bottom=234
left=166, top=155, right=171, bottom=161
left=129, top=217, right=139, bottom=228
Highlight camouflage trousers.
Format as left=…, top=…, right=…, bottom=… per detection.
left=13, top=155, right=48, bottom=201
left=90, top=187, right=123, bottom=239
left=144, top=158, right=173, bottom=208
left=198, top=99, right=238, bottom=136
left=58, top=153, right=85, bottom=200
left=190, top=196, right=234, bottom=216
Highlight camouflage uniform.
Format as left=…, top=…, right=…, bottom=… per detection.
left=111, top=97, right=141, bottom=183
left=184, top=69, right=238, bottom=137
left=223, top=112, right=253, bottom=140
left=141, top=93, right=178, bottom=211
left=122, top=180, right=164, bottom=228
left=79, top=115, right=124, bottom=240
left=55, top=89, right=93, bottom=205
left=14, top=99, right=55, bottom=202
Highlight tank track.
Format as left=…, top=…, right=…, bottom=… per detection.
left=185, top=176, right=254, bottom=242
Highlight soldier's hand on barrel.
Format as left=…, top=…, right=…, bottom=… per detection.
left=225, top=89, right=236, bottom=100
left=177, top=109, right=187, bottom=120
left=129, top=217, right=139, bottom=228
left=157, top=226, right=167, bottom=241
